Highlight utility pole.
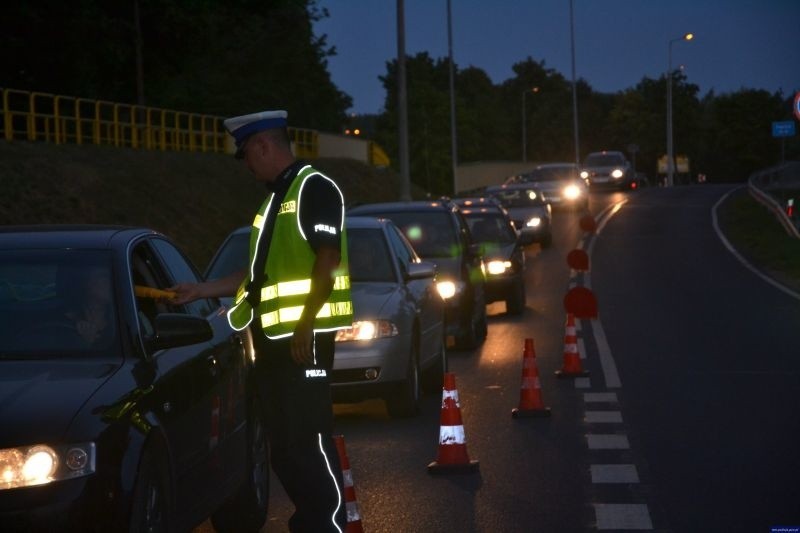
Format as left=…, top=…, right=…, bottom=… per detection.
left=397, top=0, right=411, bottom=201
left=447, top=0, right=458, bottom=195
left=569, top=0, right=580, bottom=167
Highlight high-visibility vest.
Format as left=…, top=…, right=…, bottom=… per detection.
left=227, top=165, right=353, bottom=339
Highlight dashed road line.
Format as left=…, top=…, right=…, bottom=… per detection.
left=585, top=411, right=623, bottom=423
left=590, top=464, right=640, bottom=484
left=593, top=504, right=653, bottom=530
left=586, top=434, right=630, bottom=450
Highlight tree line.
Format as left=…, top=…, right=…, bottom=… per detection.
left=2, top=1, right=797, bottom=195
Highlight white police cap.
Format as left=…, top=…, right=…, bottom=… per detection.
left=223, top=110, right=288, bottom=158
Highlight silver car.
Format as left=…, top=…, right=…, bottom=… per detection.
left=507, top=162, right=589, bottom=211
left=205, top=217, right=447, bottom=418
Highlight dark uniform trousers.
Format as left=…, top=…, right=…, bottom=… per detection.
left=251, top=328, right=347, bottom=533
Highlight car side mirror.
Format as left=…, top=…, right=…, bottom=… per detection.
left=147, top=313, right=213, bottom=351
left=405, top=260, right=437, bottom=281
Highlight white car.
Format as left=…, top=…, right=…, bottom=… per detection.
left=507, top=162, right=589, bottom=211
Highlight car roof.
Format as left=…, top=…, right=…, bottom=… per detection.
left=532, top=162, right=578, bottom=169
left=348, top=200, right=455, bottom=215
left=0, top=224, right=154, bottom=249
left=345, top=215, right=393, bottom=230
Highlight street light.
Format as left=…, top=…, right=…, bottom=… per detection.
left=666, top=32, right=693, bottom=187
left=521, top=86, right=540, bottom=163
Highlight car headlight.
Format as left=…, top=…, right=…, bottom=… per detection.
left=526, top=217, right=542, bottom=228
left=580, top=170, right=589, bottom=179
left=486, top=260, right=512, bottom=275
left=563, top=184, right=581, bottom=200
left=0, top=443, right=96, bottom=490
left=335, top=320, right=398, bottom=342
left=611, top=169, right=624, bottom=179
left=436, top=280, right=465, bottom=300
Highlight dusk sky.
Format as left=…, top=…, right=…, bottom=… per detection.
left=314, top=0, right=800, bottom=115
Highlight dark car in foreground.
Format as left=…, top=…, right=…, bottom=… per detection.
left=348, top=200, right=488, bottom=350
left=453, top=197, right=533, bottom=315
left=0, top=226, right=267, bottom=533
left=206, top=219, right=447, bottom=418
left=507, top=162, right=589, bottom=211
left=485, top=184, right=553, bottom=248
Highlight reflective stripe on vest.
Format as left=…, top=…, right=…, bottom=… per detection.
left=227, top=165, right=353, bottom=338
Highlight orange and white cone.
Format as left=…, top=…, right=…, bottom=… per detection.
left=512, top=338, right=551, bottom=418
left=555, top=313, right=589, bottom=378
left=333, top=435, right=364, bottom=533
left=427, top=372, right=479, bottom=474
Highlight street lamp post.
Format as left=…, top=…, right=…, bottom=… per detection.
left=666, top=32, right=693, bottom=187
left=521, top=86, right=539, bottom=163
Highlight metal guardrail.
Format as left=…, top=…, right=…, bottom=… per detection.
left=748, top=161, right=800, bottom=239
left=1, top=87, right=320, bottom=160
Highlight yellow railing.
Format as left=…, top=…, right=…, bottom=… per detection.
left=1, top=88, right=321, bottom=158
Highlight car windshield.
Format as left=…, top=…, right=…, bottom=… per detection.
left=521, top=166, right=577, bottom=182
left=464, top=214, right=516, bottom=244
left=491, top=188, right=546, bottom=208
left=0, top=250, right=120, bottom=356
left=347, top=228, right=395, bottom=283
left=206, top=232, right=249, bottom=281
left=584, top=154, right=624, bottom=166
left=377, top=211, right=458, bottom=258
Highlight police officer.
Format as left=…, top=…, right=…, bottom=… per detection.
left=170, top=110, right=351, bottom=532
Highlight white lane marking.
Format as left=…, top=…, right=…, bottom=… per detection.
left=593, top=503, right=653, bottom=530
left=591, top=464, right=640, bottom=484
left=591, top=318, right=622, bottom=388
left=574, top=377, right=591, bottom=389
left=587, top=434, right=630, bottom=449
left=712, top=188, right=800, bottom=302
left=584, top=392, right=618, bottom=403
left=585, top=411, right=623, bottom=423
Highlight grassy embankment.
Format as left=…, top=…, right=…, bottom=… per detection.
left=0, top=141, right=417, bottom=269
left=1, top=140, right=799, bottom=289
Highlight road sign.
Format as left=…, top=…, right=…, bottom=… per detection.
left=772, top=121, right=796, bottom=138
left=794, top=91, right=800, bottom=121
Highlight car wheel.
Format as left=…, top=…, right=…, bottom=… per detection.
left=506, top=279, right=526, bottom=316
left=385, top=339, right=420, bottom=418
left=539, top=232, right=553, bottom=248
left=422, top=336, right=447, bottom=393
left=129, top=443, right=170, bottom=533
left=211, top=400, right=269, bottom=533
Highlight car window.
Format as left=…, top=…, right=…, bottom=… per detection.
left=0, top=249, right=120, bottom=355
left=490, top=188, right=546, bottom=208
left=584, top=154, right=625, bottom=166
left=379, top=211, right=458, bottom=259
left=150, top=238, right=213, bottom=318
left=465, top=213, right=517, bottom=244
left=206, top=231, right=249, bottom=281
left=523, top=166, right=578, bottom=181
left=347, top=228, right=394, bottom=283
left=385, top=223, right=417, bottom=275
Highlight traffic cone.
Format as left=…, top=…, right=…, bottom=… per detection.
left=427, top=372, right=479, bottom=474
left=555, top=313, right=590, bottom=378
left=512, top=338, right=551, bottom=418
left=333, top=435, right=364, bottom=533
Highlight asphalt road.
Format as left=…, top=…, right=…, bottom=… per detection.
left=196, top=184, right=800, bottom=532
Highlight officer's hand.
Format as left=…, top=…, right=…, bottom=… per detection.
left=291, top=320, right=314, bottom=366
left=168, top=282, right=202, bottom=305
